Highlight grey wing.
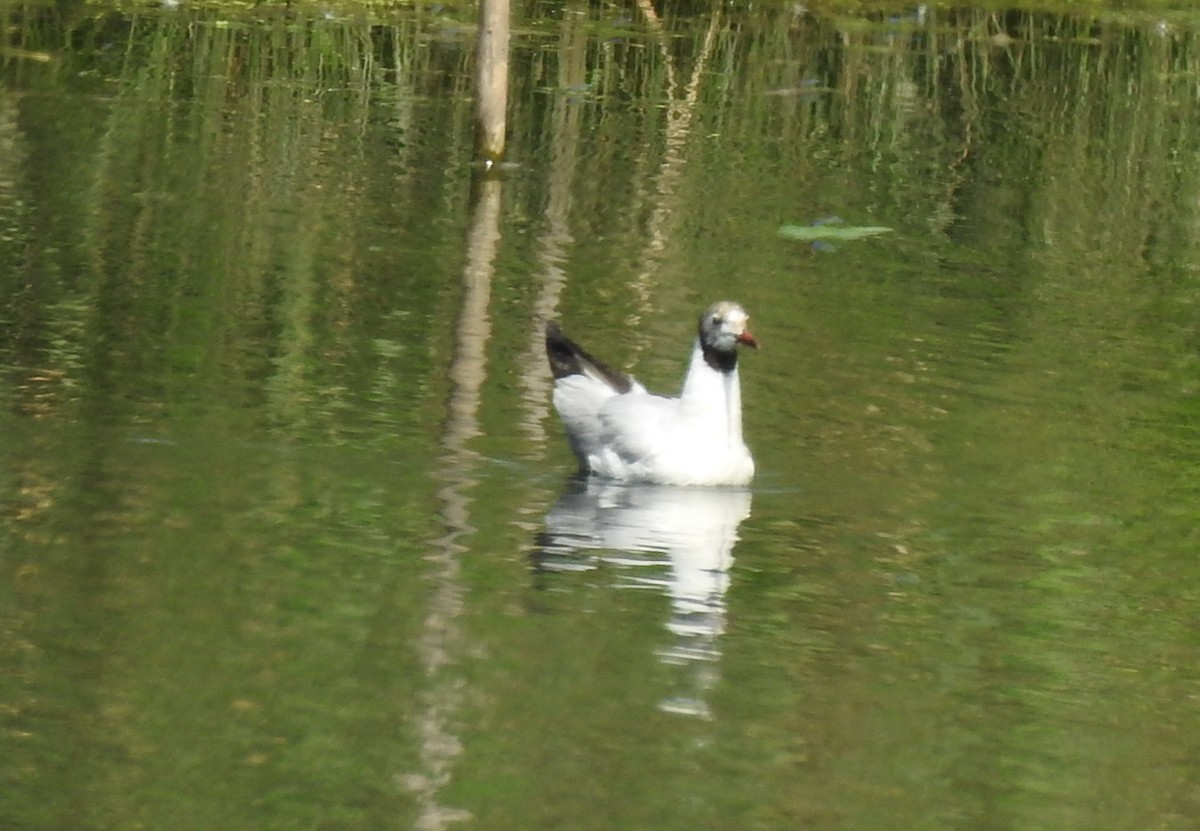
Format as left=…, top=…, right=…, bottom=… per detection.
left=596, top=391, right=678, bottom=465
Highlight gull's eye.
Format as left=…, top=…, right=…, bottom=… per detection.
left=711, top=314, right=722, bottom=326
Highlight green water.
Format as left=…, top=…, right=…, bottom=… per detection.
left=2, top=3, right=1200, bottom=829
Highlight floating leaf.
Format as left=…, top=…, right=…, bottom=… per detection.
left=777, top=223, right=894, bottom=241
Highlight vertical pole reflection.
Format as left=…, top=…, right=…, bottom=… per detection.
left=474, top=0, right=510, bottom=164
left=401, top=178, right=501, bottom=831
left=519, top=6, right=588, bottom=448
left=626, top=6, right=724, bottom=336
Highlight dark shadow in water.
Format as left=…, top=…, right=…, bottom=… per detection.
left=533, top=478, right=751, bottom=718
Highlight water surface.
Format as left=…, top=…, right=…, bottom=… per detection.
left=2, top=3, right=1200, bottom=830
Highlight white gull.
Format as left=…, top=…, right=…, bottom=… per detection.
left=545, top=301, right=757, bottom=486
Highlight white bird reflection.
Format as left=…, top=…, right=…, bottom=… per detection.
left=533, top=479, right=752, bottom=719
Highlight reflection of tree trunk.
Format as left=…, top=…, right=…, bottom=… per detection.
left=402, top=179, right=501, bottom=831
left=474, top=0, right=510, bottom=163
left=520, top=4, right=589, bottom=449
left=626, top=8, right=724, bottom=339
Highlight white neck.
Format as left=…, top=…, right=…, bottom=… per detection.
left=680, top=339, right=744, bottom=447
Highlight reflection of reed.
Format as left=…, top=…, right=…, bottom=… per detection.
left=519, top=6, right=726, bottom=412
left=626, top=7, right=724, bottom=334
left=403, top=179, right=502, bottom=831
left=519, top=8, right=589, bottom=449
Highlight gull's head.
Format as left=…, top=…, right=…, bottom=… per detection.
left=699, top=301, right=758, bottom=354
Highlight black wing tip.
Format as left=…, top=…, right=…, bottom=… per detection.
left=543, top=321, right=633, bottom=394
left=545, top=321, right=579, bottom=381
